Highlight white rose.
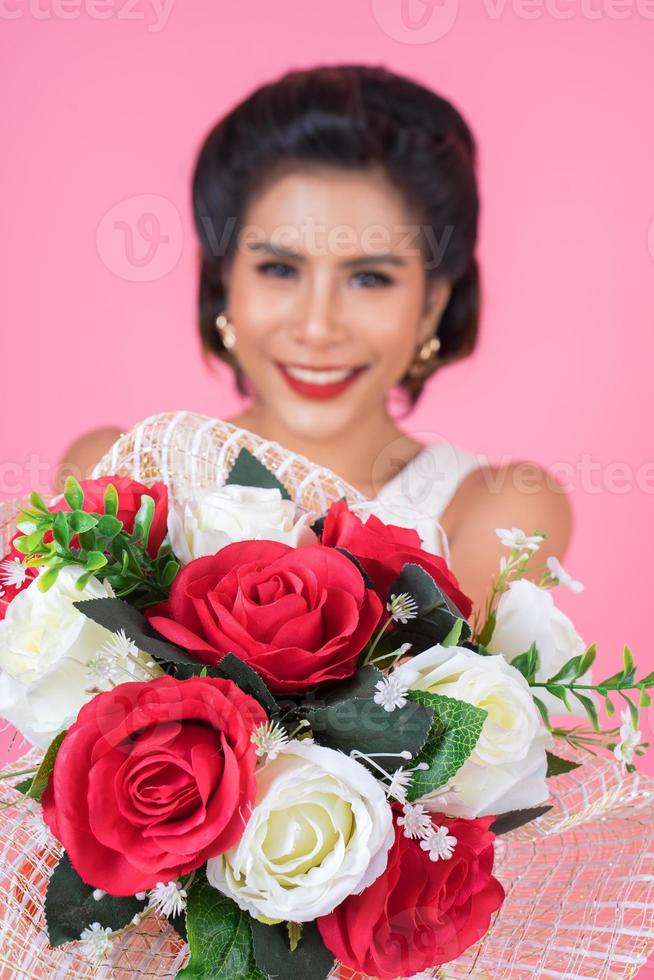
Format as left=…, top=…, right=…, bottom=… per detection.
left=0, top=567, right=158, bottom=748
left=167, top=484, right=318, bottom=564
left=486, top=579, right=589, bottom=717
left=206, top=740, right=394, bottom=922
left=393, top=644, right=553, bottom=818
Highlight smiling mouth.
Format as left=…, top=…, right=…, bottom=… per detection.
left=275, top=362, right=369, bottom=399
left=277, top=363, right=365, bottom=384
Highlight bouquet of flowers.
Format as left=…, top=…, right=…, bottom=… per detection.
left=0, top=413, right=653, bottom=980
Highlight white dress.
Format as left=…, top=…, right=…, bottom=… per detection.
left=351, top=439, right=491, bottom=563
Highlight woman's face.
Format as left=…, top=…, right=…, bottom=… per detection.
left=223, top=165, right=451, bottom=440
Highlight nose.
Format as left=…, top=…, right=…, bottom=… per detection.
left=290, top=273, right=344, bottom=348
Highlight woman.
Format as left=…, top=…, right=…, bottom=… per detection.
left=58, top=64, right=571, bottom=613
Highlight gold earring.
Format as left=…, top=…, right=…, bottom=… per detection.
left=215, top=311, right=236, bottom=351
left=407, top=334, right=441, bottom=379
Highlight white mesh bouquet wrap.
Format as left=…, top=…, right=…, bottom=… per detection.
left=1, top=410, right=654, bottom=979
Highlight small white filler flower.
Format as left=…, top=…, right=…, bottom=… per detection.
left=386, top=592, right=419, bottom=624
left=79, top=922, right=113, bottom=963
left=147, top=880, right=188, bottom=918
left=373, top=674, right=409, bottom=712
left=0, top=557, right=29, bottom=589
left=496, top=527, right=544, bottom=552
left=420, top=824, right=458, bottom=862
left=614, top=708, right=642, bottom=771
left=546, top=556, right=584, bottom=594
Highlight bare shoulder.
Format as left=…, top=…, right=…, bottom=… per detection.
left=54, top=427, right=123, bottom=492
left=442, top=459, right=574, bottom=556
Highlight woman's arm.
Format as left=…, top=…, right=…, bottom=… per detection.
left=444, top=461, right=574, bottom=619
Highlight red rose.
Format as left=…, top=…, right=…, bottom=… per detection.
left=146, top=540, right=383, bottom=693
left=317, top=811, right=504, bottom=978
left=321, top=499, right=473, bottom=619
left=55, top=476, right=168, bottom=559
left=42, top=675, right=267, bottom=895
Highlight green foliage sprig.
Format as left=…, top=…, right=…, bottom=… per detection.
left=510, top=640, right=653, bottom=750
left=13, top=477, right=179, bottom=609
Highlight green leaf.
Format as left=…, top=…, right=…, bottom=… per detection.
left=314, top=665, right=384, bottom=705
left=305, top=695, right=432, bottom=774
left=533, top=695, right=551, bottom=728
left=133, top=494, right=155, bottom=549
left=95, top=514, right=124, bottom=538
left=490, top=805, right=553, bottom=836
left=597, top=669, right=626, bottom=690
left=177, top=874, right=265, bottom=979
left=52, top=512, right=71, bottom=550
left=68, top=511, right=99, bottom=534
left=620, top=691, right=640, bottom=729
left=103, top=482, right=119, bottom=516
left=74, top=570, right=97, bottom=591
left=226, top=447, right=291, bottom=501
left=78, top=528, right=97, bottom=552
left=63, top=476, right=85, bottom=511
left=37, top=567, right=60, bottom=592
left=638, top=670, right=654, bottom=688
left=639, top=687, right=651, bottom=708
left=84, top=551, right=108, bottom=572
left=213, top=653, right=278, bottom=716
left=404, top=690, right=487, bottom=803
left=441, top=618, right=465, bottom=647
left=72, top=597, right=197, bottom=665
left=387, top=563, right=472, bottom=650
left=21, top=730, right=67, bottom=801
left=623, top=645, right=635, bottom=675
left=605, top=694, right=616, bottom=717
left=13, top=777, right=35, bottom=795
left=546, top=685, right=573, bottom=712
left=250, top=918, right=335, bottom=980
left=476, top=609, right=497, bottom=648
left=574, top=692, right=600, bottom=732
left=545, top=750, right=582, bottom=777
left=45, top=853, right=145, bottom=947
left=29, top=490, right=51, bottom=513
left=578, top=643, right=597, bottom=677
left=14, top=530, right=43, bottom=554
left=160, top=559, right=180, bottom=588
left=333, top=548, right=375, bottom=589
left=545, top=654, right=585, bottom=684
left=510, top=642, right=540, bottom=684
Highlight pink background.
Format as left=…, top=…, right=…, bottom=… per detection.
left=1, top=2, right=653, bottom=972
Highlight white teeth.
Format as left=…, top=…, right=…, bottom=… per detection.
left=283, top=365, right=358, bottom=385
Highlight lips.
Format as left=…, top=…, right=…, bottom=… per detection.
left=276, top=362, right=368, bottom=400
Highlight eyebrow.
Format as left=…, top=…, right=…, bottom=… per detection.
left=247, top=241, right=408, bottom=268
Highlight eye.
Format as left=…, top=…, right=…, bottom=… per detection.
left=256, top=261, right=297, bottom=279
left=350, top=270, right=394, bottom=288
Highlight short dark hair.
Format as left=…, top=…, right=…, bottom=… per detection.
left=192, top=63, right=480, bottom=411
